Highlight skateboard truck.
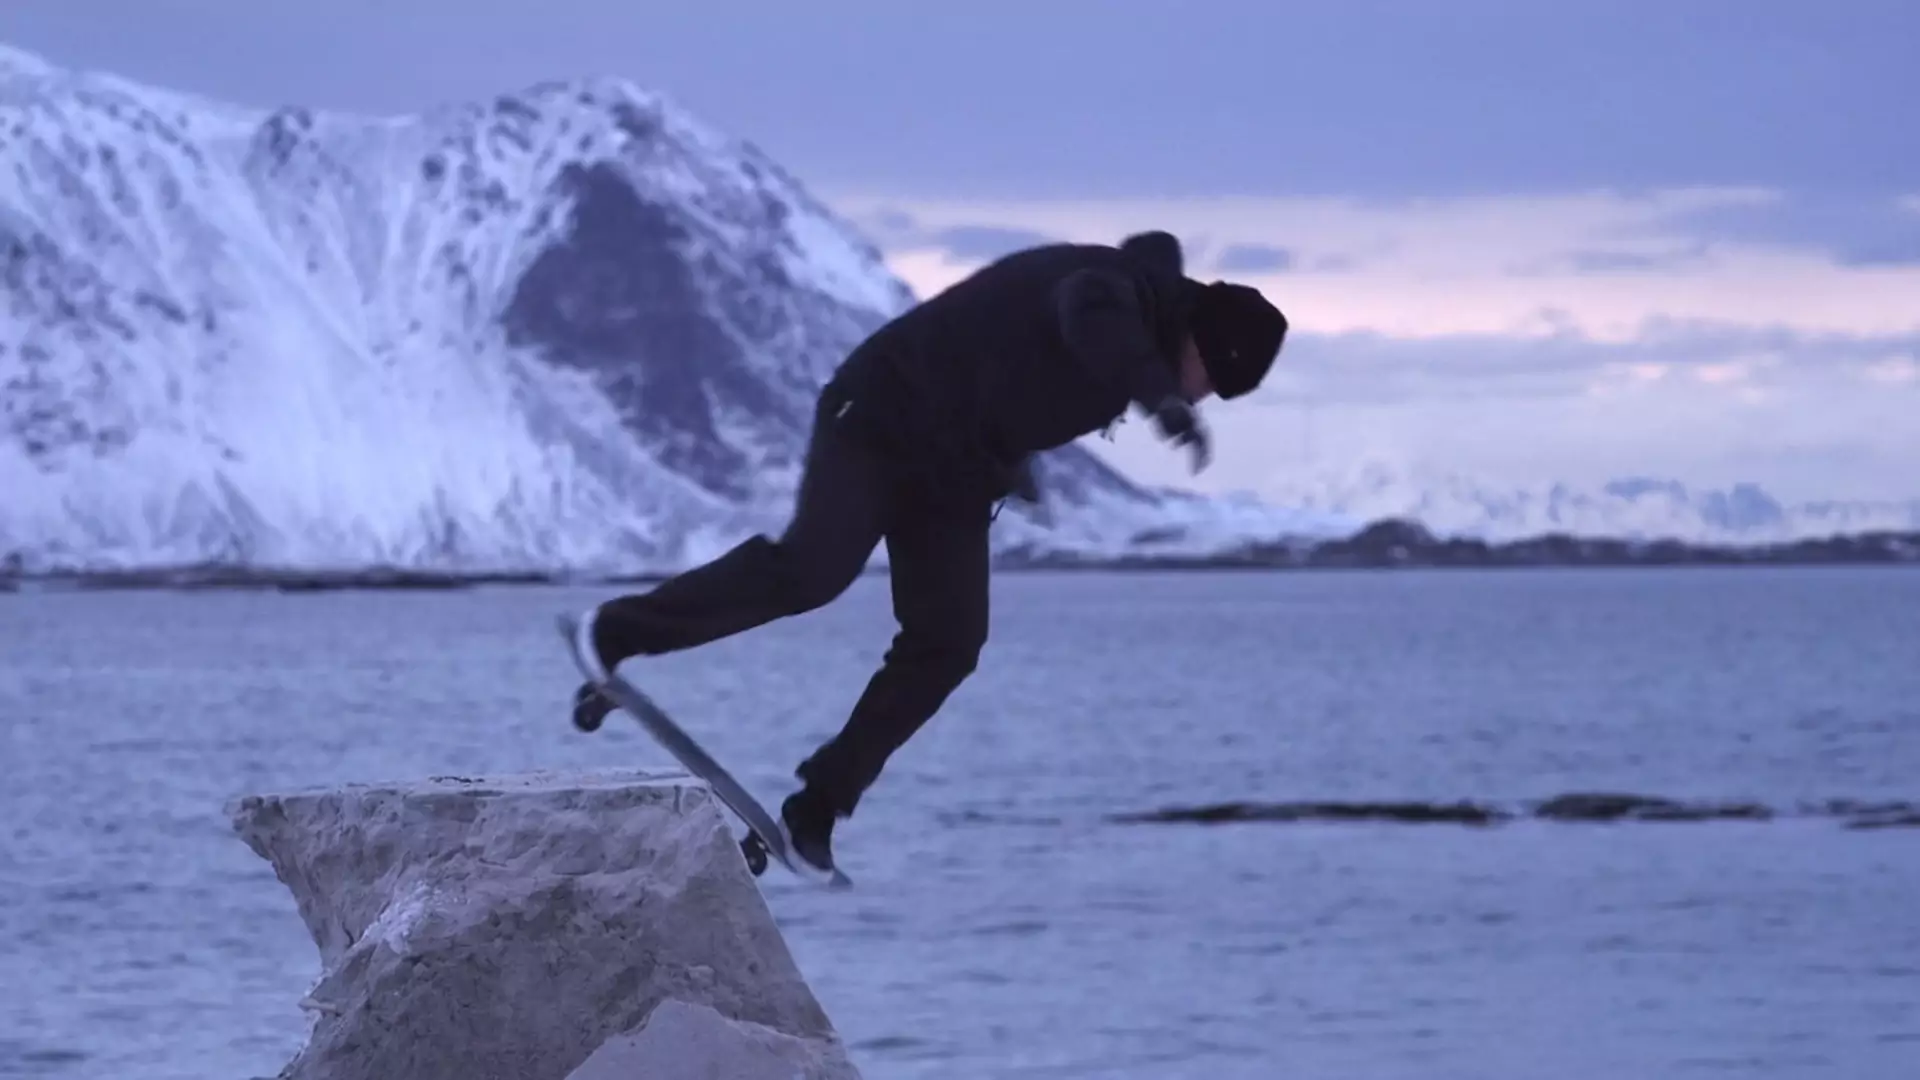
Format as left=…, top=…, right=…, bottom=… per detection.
left=740, top=831, right=770, bottom=877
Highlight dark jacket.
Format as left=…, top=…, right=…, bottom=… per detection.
left=826, top=231, right=1197, bottom=503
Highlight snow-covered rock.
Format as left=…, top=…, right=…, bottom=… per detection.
left=227, top=769, right=860, bottom=1080
left=0, top=41, right=1341, bottom=576
left=1263, top=459, right=1920, bottom=544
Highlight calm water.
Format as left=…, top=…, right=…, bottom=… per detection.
left=3, top=568, right=1918, bottom=1079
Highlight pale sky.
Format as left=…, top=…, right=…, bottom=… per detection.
left=9, top=1, right=1918, bottom=500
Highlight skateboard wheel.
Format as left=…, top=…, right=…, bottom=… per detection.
left=572, top=684, right=613, bottom=733
left=740, top=834, right=769, bottom=877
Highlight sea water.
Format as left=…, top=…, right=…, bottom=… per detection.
left=3, top=567, right=1917, bottom=1079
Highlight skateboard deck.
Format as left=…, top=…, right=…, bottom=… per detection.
left=555, top=613, right=850, bottom=889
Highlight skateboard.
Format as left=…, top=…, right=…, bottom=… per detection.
left=555, top=613, right=850, bottom=889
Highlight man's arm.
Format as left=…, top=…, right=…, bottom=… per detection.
left=1052, top=266, right=1185, bottom=410
left=1052, top=266, right=1212, bottom=473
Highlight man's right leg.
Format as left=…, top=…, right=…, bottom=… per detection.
left=572, top=396, right=891, bottom=696
left=777, top=497, right=993, bottom=870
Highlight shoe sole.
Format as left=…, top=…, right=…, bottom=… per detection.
left=777, top=817, right=844, bottom=886
left=780, top=828, right=847, bottom=887
left=571, top=606, right=611, bottom=683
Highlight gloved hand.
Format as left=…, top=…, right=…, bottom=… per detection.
left=1150, top=395, right=1211, bottom=474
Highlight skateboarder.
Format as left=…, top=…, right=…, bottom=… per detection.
left=568, top=229, right=1288, bottom=872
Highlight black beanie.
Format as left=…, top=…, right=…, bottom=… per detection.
left=1189, top=281, right=1287, bottom=400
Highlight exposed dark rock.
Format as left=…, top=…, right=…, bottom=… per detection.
left=1112, top=800, right=1508, bottom=826
left=1804, top=798, right=1918, bottom=817
left=1309, top=518, right=1441, bottom=565
left=1531, top=792, right=1772, bottom=822
left=1845, top=812, right=1920, bottom=830
left=503, top=162, right=767, bottom=501
left=1825, top=801, right=1920, bottom=829
left=1107, top=793, right=1918, bottom=829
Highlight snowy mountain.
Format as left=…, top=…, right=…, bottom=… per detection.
left=0, top=42, right=1340, bottom=576
left=1262, top=460, right=1920, bottom=544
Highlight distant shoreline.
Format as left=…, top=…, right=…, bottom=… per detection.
left=1002, top=517, right=1920, bottom=572
left=5, top=517, right=1915, bottom=594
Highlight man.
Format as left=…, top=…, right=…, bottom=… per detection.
left=567, top=229, right=1288, bottom=874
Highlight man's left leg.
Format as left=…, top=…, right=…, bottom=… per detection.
left=781, top=501, right=992, bottom=868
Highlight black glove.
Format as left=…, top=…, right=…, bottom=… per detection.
left=1149, top=395, right=1211, bottom=474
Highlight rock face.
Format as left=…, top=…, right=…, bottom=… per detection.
left=227, top=769, right=860, bottom=1080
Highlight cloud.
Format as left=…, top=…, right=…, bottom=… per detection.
left=1093, top=317, right=1920, bottom=500
left=1511, top=243, right=1714, bottom=275
left=926, top=224, right=1057, bottom=261
left=1306, top=253, right=1365, bottom=272
left=14, top=1, right=1916, bottom=203
left=1634, top=192, right=1920, bottom=267
left=1268, top=319, right=1920, bottom=406
left=862, top=207, right=918, bottom=234
left=1086, top=333, right=1920, bottom=504
left=840, top=207, right=1061, bottom=264
left=1210, top=243, right=1296, bottom=273
left=857, top=217, right=1338, bottom=279
left=835, top=188, right=1920, bottom=339
left=827, top=188, right=1920, bottom=500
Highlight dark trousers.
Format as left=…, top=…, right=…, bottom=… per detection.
left=593, top=391, right=992, bottom=816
